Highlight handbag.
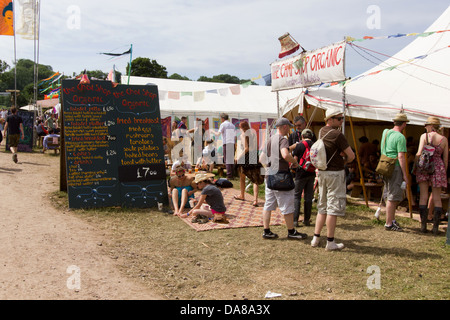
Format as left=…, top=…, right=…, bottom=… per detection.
left=375, top=130, right=397, bottom=178
left=266, top=171, right=295, bottom=191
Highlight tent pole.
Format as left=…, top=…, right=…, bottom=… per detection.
left=349, top=115, right=369, bottom=207
left=402, top=127, right=413, bottom=218
left=342, top=86, right=346, bottom=134
left=276, top=91, right=280, bottom=118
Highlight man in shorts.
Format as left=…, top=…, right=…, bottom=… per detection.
left=311, top=108, right=355, bottom=251
left=3, top=107, right=24, bottom=163
left=259, top=117, right=307, bottom=240
left=380, top=112, right=409, bottom=231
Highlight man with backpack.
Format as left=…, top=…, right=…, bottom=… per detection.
left=380, top=112, right=410, bottom=232
left=311, top=108, right=354, bottom=251
left=292, top=128, right=316, bottom=226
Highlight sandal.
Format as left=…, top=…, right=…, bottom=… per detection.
left=233, top=195, right=245, bottom=201
left=252, top=201, right=258, bottom=207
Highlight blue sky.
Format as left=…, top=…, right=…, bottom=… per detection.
left=0, top=0, right=448, bottom=84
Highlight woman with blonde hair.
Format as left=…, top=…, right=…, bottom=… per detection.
left=415, top=116, right=448, bottom=234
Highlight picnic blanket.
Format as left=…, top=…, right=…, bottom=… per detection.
left=179, top=187, right=285, bottom=232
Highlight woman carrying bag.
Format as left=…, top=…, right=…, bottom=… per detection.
left=415, top=116, right=448, bottom=234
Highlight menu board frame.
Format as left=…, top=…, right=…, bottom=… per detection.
left=61, top=79, right=168, bottom=209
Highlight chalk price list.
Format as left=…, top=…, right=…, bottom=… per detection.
left=65, top=105, right=117, bottom=187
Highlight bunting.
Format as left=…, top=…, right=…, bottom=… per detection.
left=316, top=43, right=450, bottom=89
left=156, top=74, right=270, bottom=102
left=346, top=29, right=450, bottom=43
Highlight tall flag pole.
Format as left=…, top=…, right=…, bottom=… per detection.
left=127, top=44, right=133, bottom=85
left=13, top=0, right=17, bottom=107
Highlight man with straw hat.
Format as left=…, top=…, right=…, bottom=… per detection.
left=380, top=112, right=410, bottom=232
left=310, top=108, right=355, bottom=251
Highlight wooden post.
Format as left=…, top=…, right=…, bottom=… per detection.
left=402, top=127, right=413, bottom=218
left=60, top=98, right=67, bottom=192
left=349, top=116, right=369, bottom=207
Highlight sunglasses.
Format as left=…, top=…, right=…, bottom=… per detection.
left=332, top=116, right=344, bottom=121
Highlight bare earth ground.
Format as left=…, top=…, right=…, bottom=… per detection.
left=0, top=148, right=162, bottom=300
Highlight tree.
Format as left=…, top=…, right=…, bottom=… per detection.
left=126, top=57, right=168, bottom=78
left=169, top=73, right=190, bottom=81
left=197, top=74, right=256, bottom=85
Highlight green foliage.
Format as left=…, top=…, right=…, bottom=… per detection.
left=169, top=73, right=191, bottom=81
left=126, top=57, right=168, bottom=78
left=197, top=73, right=256, bottom=85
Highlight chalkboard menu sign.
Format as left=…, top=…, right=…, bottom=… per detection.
left=62, top=79, right=167, bottom=209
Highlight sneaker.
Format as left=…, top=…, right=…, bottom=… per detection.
left=287, top=230, right=307, bottom=240
left=385, top=220, right=403, bottom=231
left=311, top=236, right=320, bottom=247
left=12, top=153, right=18, bottom=163
left=262, top=230, right=279, bottom=239
left=325, top=241, right=344, bottom=251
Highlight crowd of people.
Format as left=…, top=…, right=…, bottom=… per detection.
left=166, top=108, right=449, bottom=250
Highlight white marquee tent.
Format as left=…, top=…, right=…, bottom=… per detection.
left=303, top=6, right=450, bottom=128
left=123, top=76, right=297, bottom=123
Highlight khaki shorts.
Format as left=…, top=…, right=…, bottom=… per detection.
left=383, top=166, right=405, bottom=202
left=263, top=184, right=295, bottom=215
left=317, top=170, right=346, bottom=217
left=8, top=134, right=20, bottom=147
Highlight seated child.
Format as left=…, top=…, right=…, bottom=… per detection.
left=196, top=139, right=216, bottom=173
left=169, top=165, right=197, bottom=216
left=181, top=173, right=228, bottom=223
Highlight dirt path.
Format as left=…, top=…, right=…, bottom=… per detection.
left=0, top=149, right=162, bottom=300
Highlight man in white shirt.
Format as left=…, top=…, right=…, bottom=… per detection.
left=216, top=113, right=236, bottom=180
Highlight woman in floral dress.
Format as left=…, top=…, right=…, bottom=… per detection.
left=415, top=116, right=448, bottom=234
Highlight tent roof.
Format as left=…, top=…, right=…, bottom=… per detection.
left=123, top=76, right=297, bottom=120
left=304, top=6, right=450, bottom=127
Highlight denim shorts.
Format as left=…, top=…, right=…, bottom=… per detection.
left=317, top=170, right=346, bottom=217
left=263, top=185, right=295, bottom=215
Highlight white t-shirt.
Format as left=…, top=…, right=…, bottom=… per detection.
left=218, top=120, right=236, bottom=145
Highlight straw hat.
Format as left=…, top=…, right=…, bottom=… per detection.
left=324, top=108, right=343, bottom=121
left=194, top=173, right=210, bottom=184
left=173, top=164, right=185, bottom=172
left=392, top=112, right=410, bottom=122
left=424, top=116, right=441, bottom=126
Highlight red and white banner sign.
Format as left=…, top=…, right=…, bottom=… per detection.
left=271, top=41, right=346, bottom=91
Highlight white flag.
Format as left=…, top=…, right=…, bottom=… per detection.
left=15, top=0, right=39, bottom=40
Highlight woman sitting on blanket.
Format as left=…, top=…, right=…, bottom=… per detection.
left=181, top=173, right=228, bottom=223
left=169, top=165, right=197, bottom=216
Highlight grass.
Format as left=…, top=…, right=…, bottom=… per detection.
left=50, top=178, right=450, bottom=300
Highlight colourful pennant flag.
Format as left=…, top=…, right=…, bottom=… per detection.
left=0, top=0, right=13, bottom=36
